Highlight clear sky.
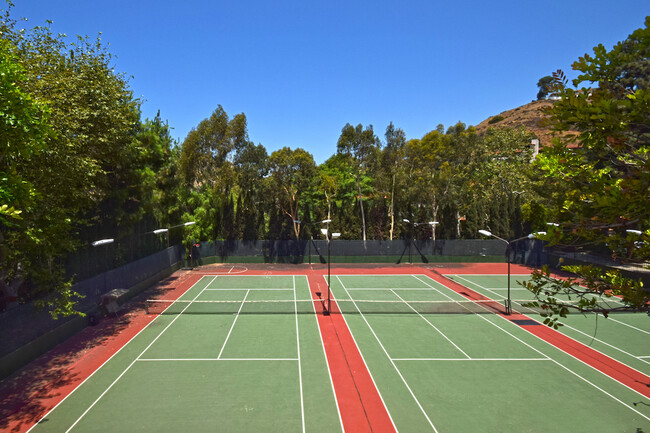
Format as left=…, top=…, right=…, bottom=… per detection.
left=7, top=1, right=649, bottom=163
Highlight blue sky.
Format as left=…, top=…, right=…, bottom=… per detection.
left=8, top=1, right=649, bottom=163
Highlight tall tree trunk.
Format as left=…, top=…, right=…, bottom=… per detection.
left=389, top=174, right=395, bottom=240
left=431, top=200, right=439, bottom=241
left=357, top=179, right=367, bottom=242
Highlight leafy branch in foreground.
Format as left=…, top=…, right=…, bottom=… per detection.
left=521, top=265, right=649, bottom=329
left=527, top=17, right=650, bottom=326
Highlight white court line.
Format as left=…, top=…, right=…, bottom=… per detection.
left=64, top=276, right=218, bottom=433
left=346, top=287, right=455, bottom=291
left=557, top=323, right=650, bottom=366
left=455, top=275, right=649, bottom=336
left=217, top=289, right=250, bottom=359
left=137, top=358, right=299, bottom=361
left=306, top=276, right=346, bottom=433
left=335, top=275, right=438, bottom=433
left=205, top=288, right=294, bottom=291
left=294, top=275, right=306, bottom=433
left=416, top=274, right=650, bottom=420
left=392, top=358, right=550, bottom=361
left=452, top=275, right=650, bottom=367
left=389, top=289, right=471, bottom=359
left=26, top=274, right=212, bottom=433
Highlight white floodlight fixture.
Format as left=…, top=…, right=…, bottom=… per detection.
left=332, top=233, right=341, bottom=238
left=626, top=229, right=643, bottom=235
left=320, top=228, right=328, bottom=236
left=92, top=238, right=114, bottom=247
left=153, top=228, right=169, bottom=235
left=403, top=218, right=410, bottom=223
left=478, top=229, right=492, bottom=237
left=184, top=221, right=196, bottom=226
left=321, top=219, right=331, bottom=224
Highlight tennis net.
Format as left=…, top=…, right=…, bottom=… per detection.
left=144, top=298, right=556, bottom=315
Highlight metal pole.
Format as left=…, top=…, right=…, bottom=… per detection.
left=325, top=237, right=331, bottom=315
left=506, top=244, right=511, bottom=315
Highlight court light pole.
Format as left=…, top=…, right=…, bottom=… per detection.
left=478, top=230, right=546, bottom=315
left=429, top=221, right=439, bottom=255
left=320, top=227, right=340, bottom=315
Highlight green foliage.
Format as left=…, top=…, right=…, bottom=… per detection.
left=487, top=115, right=504, bottom=124
left=536, top=75, right=553, bottom=100
left=532, top=17, right=650, bottom=322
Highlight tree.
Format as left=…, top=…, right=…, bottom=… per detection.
left=336, top=123, right=381, bottom=242
left=379, top=122, right=407, bottom=240
left=267, top=147, right=317, bottom=239
left=0, top=4, right=179, bottom=317
left=536, top=75, right=554, bottom=100
left=524, top=17, right=650, bottom=327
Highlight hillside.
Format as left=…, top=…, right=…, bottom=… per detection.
left=474, top=99, right=576, bottom=147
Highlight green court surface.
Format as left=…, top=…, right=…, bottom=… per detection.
left=449, top=274, right=650, bottom=377
left=28, top=272, right=650, bottom=432
left=30, top=275, right=342, bottom=433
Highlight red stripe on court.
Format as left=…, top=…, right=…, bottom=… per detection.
left=0, top=272, right=203, bottom=433
left=427, top=269, right=650, bottom=399
left=307, top=274, right=396, bottom=433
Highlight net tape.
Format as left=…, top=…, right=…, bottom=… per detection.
left=144, top=298, right=568, bottom=315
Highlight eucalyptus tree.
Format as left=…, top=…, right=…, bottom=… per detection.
left=523, top=17, right=650, bottom=326
left=179, top=106, right=251, bottom=240
left=267, top=147, right=317, bottom=239
left=377, top=122, right=406, bottom=239
left=336, top=123, right=381, bottom=242
left=233, top=141, right=269, bottom=240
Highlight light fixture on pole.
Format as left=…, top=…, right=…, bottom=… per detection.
left=429, top=221, right=439, bottom=255
left=479, top=230, right=546, bottom=314
left=92, top=238, right=115, bottom=247
left=154, top=228, right=170, bottom=247
left=321, top=227, right=340, bottom=316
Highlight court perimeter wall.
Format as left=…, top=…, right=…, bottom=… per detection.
left=0, top=246, right=184, bottom=380
left=190, top=238, right=546, bottom=266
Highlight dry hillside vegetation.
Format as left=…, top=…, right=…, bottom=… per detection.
left=475, top=99, right=578, bottom=147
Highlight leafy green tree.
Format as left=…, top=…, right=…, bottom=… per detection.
left=336, top=123, right=381, bottom=241
left=267, top=147, right=317, bottom=239
left=0, top=4, right=161, bottom=317
left=536, top=75, right=554, bottom=100
left=477, top=126, right=538, bottom=238
left=525, top=17, right=650, bottom=327
left=378, top=122, right=407, bottom=239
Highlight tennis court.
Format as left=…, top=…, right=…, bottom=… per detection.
left=5, top=265, right=650, bottom=432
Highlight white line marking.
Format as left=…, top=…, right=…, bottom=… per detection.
left=64, top=276, right=217, bottom=432
left=559, top=322, right=650, bottom=366
left=26, top=274, right=210, bottom=433
left=422, top=274, right=650, bottom=420
left=451, top=275, right=650, bottom=375
left=294, top=275, right=306, bottom=433
left=205, top=288, right=294, bottom=291
left=137, top=358, right=299, bottom=361
left=392, top=358, right=551, bottom=361
left=335, top=275, right=437, bottom=432
left=217, top=289, right=250, bottom=359
left=389, top=289, right=471, bottom=359
left=307, top=276, right=346, bottom=433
